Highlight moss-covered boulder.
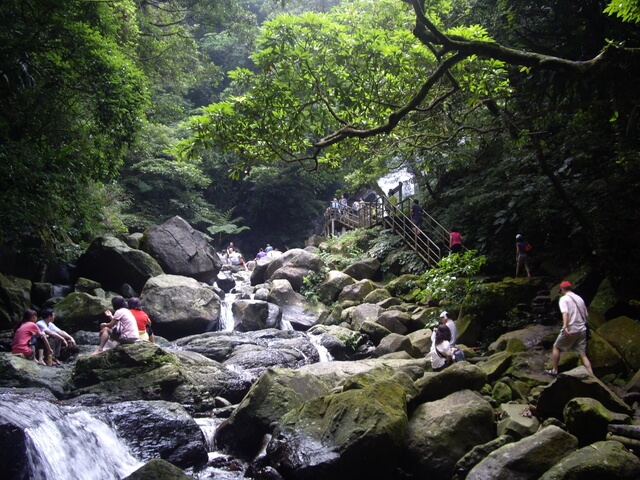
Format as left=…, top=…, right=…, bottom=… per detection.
left=411, top=362, right=487, bottom=406
left=71, top=342, right=248, bottom=407
left=456, top=313, right=483, bottom=346
left=77, top=234, right=164, bottom=293
left=539, top=440, right=640, bottom=480
left=496, top=403, right=540, bottom=440
left=51, top=292, right=112, bottom=334
left=318, top=270, right=355, bottom=304
left=264, top=380, right=408, bottom=480
left=0, top=353, right=74, bottom=398
left=467, top=425, right=577, bottom=480
left=123, top=459, right=195, bottom=480
left=478, top=351, right=514, bottom=383
left=596, top=316, right=640, bottom=370
left=562, top=397, right=632, bottom=447
left=342, top=257, right=381, bottom=281
left=363, top=287, right=392, bottom=304
left=0, top=273, right=32, bottom=329
left=403, top=390, right=496, bottom=479
left=215, top=367, right=332, bottom=459
left=585, top=330, right=628, bottom=376
left=461, top=278, right=544, bottom=323
left=536, top=366, right=634, bottom=419
left=386, top=274, right=421, bottom=297
left=338, top=279, right=377, bottom=304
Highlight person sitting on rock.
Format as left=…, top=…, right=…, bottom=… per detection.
left=128, top=297, right=154, bottom=343
left=430, top=324, right=453, bottom=371
left=94, top=296, right=139, bottom=354
left=12, top=309, right=53, bottom=366
left=228, top=248, right=248, bottom=270
left=36, top=307, right=76, bottom=365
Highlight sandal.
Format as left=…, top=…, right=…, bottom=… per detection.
left=544, top=369, right=557, bottom=377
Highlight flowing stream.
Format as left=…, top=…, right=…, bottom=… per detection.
left=0, top=394, right=142, bottom=480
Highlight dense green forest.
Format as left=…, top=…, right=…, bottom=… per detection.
left=1, top=0, right=639, bottom=286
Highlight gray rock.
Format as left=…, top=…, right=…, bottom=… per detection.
left=141, top=274, right=221, bottom=340
left=317, top=270, right=355, bottom=304
left=497, top=403, right=540, bottom=440
left=338, top=279, right=377, bottom=304
left=77, top=235, right=163, bottom=293
left=141, top=216, right=222, bottom=284
left=123, top=458, right=195, bottom=480
left=232, top=299, right=281, bottom=332
left=53, top=292, right=112, bottom=333
left=342, top=257, right=381, bottom=280
left=403, top=390, right=496, bottom=479
left=466, top=425, right=578, bottom=480
left=451, top=435, right=515, bottom=480
left=268, top=279, right=327, bottom=330
left=539, top=440, right=640, bottom=480
left=562, top=397, right=632, bottom=446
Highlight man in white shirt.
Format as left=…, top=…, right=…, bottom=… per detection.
left=37, top=308, right=76, bottom=364
left=546, top=281, right=593, bottom=376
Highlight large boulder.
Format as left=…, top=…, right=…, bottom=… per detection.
left=215, top=368, right=333, bottom=459
left=410, top=362, right=487, bottom=407
left=318, top=270, right=355, bottom=304
left=232, top=299, right=281, bottom=332
left=140, top=216, right=222, bottom=284
left=97, top=400, right=208, bottom=468
left=175, top=329, right=321, bottom=383
left=0, top=354, right=74, bottom=398
left=536, top=367, right=634, bottom=419
left=342, top=257, right=381, bottom=281
left=466, top=425, right=578, bottom=480
left=539, top=440, right=640, bottom=480
left=347, top=303, right=382, bottom=330
left=72, top=342, right=250, bottom=407
left=402, top=390, right=496, bottom=479
left=562, top=397, right=632, bottom=446
left=0, top=273, right=32, bottom=329
left=338, top=279, right=377, bottom=304
left=268, top=279, right=328, bottom=330
left=595, top=316, right=640, bottom=371
left=123, top=459, right=195, bottom=480
left=77, top=235, right=163, bottom=293
left=52, top=292, right=112, bottom=333
left=263, top=380, right=409, bottom=480
left=263, top=249, right=322, bottom=292
left=496, top=403, right=540, bottom=440
left=141, top=274, right=221, bottom=340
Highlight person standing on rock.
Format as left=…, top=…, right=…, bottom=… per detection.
left=94, top=296, right=139, bottom=354
left=515, top=233, right=531, bottom=278
left=546, top=281, right=594, bottom=376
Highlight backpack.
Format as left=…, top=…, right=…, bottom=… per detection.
left=524, top=243, right=533, bottom=253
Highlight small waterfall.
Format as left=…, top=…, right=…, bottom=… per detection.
left=0, top=395, right=142, bottom=480
left=279, top=317, right=294, bottom=331
left=308, top=334, right=333, bottom=363
left=219, top=293, right=237, bottom=332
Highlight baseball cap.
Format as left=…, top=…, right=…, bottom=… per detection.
left=439, top=311, right=448, bottom=318
left=559, top=281, right=573, bottom=290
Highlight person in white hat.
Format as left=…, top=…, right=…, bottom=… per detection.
left=439, top=311, right=457, bottom=346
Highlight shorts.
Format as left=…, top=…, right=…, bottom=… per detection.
left=554, top=329, right=587, bottom=354
left=412, top=217, right=423, bottom=227
left=517, top=254, right=528, bottom=267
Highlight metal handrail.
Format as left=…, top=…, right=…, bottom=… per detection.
left=322, top=191, right=447, bottom=268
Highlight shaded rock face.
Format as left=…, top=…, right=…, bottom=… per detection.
left=318, top=270, right=355, bottom=304
left=0, top=273, right=32, bottom=329
left=342, top=257, right=381, bottom=281
left=141, top=274, right=221, bottom=340
left=124, top=458, right=194, bottom=480
left=141, top=216, right=222, bottom=284
left=77, top=235, right=164, bottom=293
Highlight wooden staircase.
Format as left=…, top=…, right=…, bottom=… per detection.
left=323, top=186, right=452, bottom=268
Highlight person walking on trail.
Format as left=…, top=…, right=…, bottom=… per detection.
left=546, top=281, right=594, bottom=377
left=411, top=199, right=423, bottom=235
left=515, top=234, right=531, bottom=278
left=449, top=227, right=463, bottom=254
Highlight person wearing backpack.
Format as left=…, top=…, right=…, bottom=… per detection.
left=515, top=234, right=531, bottom=278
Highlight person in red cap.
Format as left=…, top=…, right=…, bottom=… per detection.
left=546, top=281, right=594, bottom=376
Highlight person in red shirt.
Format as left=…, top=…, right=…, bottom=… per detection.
left=12, top=309, right=52, bottom=365
left=449, top=228, right=464, bottom=254
left=128, top=297, right=154, bottom=343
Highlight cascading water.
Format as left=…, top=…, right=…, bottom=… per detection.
left=0, top=394, right=142, bottom=480
left=218, top=293, right=237, bottom=332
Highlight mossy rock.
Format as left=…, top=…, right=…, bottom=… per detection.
left=563, top=397, right=632, bottom=447
left=386, top=274, right=421, bottom=296
left=461, top=278, right=544, bottom=323
left=596, top=316, right=640, bottom=370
